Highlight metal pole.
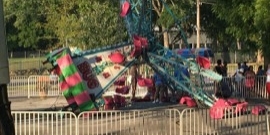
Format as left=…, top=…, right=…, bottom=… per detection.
left=0, top=0, right=15, bottom=134
left=196, top=0, right=200, bottom=48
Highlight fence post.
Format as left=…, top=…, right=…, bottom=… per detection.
left=76, top=111, right=78, bottom=135
left=27, top=76, right=31, bottom=99
left=267, top=109, right=270, bottom=135
left=179, top=108, right=187, bottom=135
left=27, top=76, right=36, bottom=99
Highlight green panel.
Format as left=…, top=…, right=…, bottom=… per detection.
left=69, top=82, right=86, bottom=96
left=79, top=101, right=95, bottom=112
left=61, top=64, right=78, bottom=78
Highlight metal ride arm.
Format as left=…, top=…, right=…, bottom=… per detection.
left=146, top=52, right=215, bottom=107
left=0, top=0, right=15, bottom=134
left=144, top=42, right=223, bottom=107
left=122, top=0, right=222, bottom=107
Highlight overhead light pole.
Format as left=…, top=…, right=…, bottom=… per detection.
left=196, top=0, right=216, bottom=49
left=196, top=0, right=200, bottom=48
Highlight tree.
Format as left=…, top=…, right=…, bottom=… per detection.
left=211, top=0, right=261, bottom=63
left=4, top=0, right=55, bottom=50
left=74, top=0, right=127, bottom=49
left=43, top=0, right=127, bottom=49
left=4, top=0, right=128, bottom=51
left=200, top=3, right=235, bottom=62
left=152, top=0, right=195, bottom=48
left=254, top=0, right=270, bottom=66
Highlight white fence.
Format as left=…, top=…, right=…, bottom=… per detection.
left=27, top=75, right=60, bottom=98
left=8, top=76, right=29, bottom=97
left=180, top=106, right=268, bottom=135
left=77, top=109, right=181, bottom=135
left=7, top=75, right=151, bottom=99
left=11, top=106, right=270, bottom=135
left=202, top=76, right=268, bottom=99
left=12, top=111, right=77, bottom=135
left=7, top=75, right=269, bottom=100
left=7, top=76, right=61, bottom=98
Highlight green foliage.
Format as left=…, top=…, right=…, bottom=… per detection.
left=74, top=0, right=127, bottom=49
left=4, top=0, right=127, bottom=51
left=211, top=0, right=261, bottom=53
left=254, top=0, right=270, bottom=56
left=213, top=0, right=256, bottom=39
left=4, top=1, right=54, bottom=50
left=254, top=0, right=270, bottom=30
left=3, top=0, right=270, bottom=61
left=156, top=0, right=194, bottom=28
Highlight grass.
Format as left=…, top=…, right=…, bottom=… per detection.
left=8, top=57, right=50, bottom=71
left=9, top=57, right=46, bottom=63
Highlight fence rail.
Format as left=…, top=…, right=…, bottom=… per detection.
left=12, top=111, right=77, bottom=135
left=9, top=57, right=262, bottom=76
left=7, top=75, right=269, bottom=101
left=11, top=106, right=270, bottom=135
left=180, top=106, right=268, bottom=135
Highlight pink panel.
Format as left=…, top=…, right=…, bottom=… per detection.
left=137, top=78, right=146, bottom=87
left=179, top=97, right=187, bottom=104
left=130, top=48, right=141, bottom=57
left=210, top=107, right=224, bottom=119
left=196, top=56, right=211, bottom=69
left=115, top=86, right=130, bottom=94
left=186, top=98, right=197, bottom=107
left=73, top=91, right=91, bottom=105
left=214, top=99, right=230, bottom=107
left=235, top=102, right=248, bottom=114
left=140, top=37, right=148, bottom=47
left=252, top=105, right=266, bottom=115
left=65, top=72, right=83, bottom=86
left=227, top=98, right=239, bottom=106
left=103, top=96, right=115, bottom=105
left=108, top=52, right=125, bottom=64
left=137, top=78, right=153, bottom=87
left=104, top=105, right=115, bottom=110
left=57, top=54, right=73, bottom=69
left=60, top=81, right=69, bottom=91
left=66, top=97, right=76, bottom=105
left=120, top=1, right=131, bottom=17
left=133, top=35, right=141, bottom=48
left=114, top=95, right=126, bottom=104
left=210, top=98, right=232, bottom=119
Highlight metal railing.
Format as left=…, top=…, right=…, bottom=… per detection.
left=27, top=75, right=60, bottom=98
left=180, top=106, right=268, bottom=135
left=7, top=75, right=61, bottom=98
left=7, top=75, right=269, bottom=101
left=11, top=106, right=270, bottom=135
left=8, top=76, right=29, bottom=97
left=77, top=109, right=181, bottom=135
left=12, top=111, right=77, bottom=135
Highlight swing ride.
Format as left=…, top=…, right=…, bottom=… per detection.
left=43, top=0, right=223, bottom=112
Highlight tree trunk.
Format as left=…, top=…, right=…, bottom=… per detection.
left=162, top=26, right=169, bottom=48
left=264, top=54, right=269, bottom=72
left=237, top=39, right=241, bottom=50
left=263, top=33, right=270, bottom=70
left=256, top=50, right=262, bottom=63
left=222, top=43, right=231, bottom=63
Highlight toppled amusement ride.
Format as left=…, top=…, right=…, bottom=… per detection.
left=43, top=0, right=223, bottom=112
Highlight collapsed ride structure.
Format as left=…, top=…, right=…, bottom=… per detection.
left=43, top=0, right=222, bottom=112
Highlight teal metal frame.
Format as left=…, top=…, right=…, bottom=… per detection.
left=44, top=0, right=223, bottom=109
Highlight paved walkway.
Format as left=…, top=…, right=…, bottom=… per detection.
left=9, top=95, right=270, bottom=111
left=10, top=96, right=68, bottom=111
left=10, top=96, right=187, bottom=112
